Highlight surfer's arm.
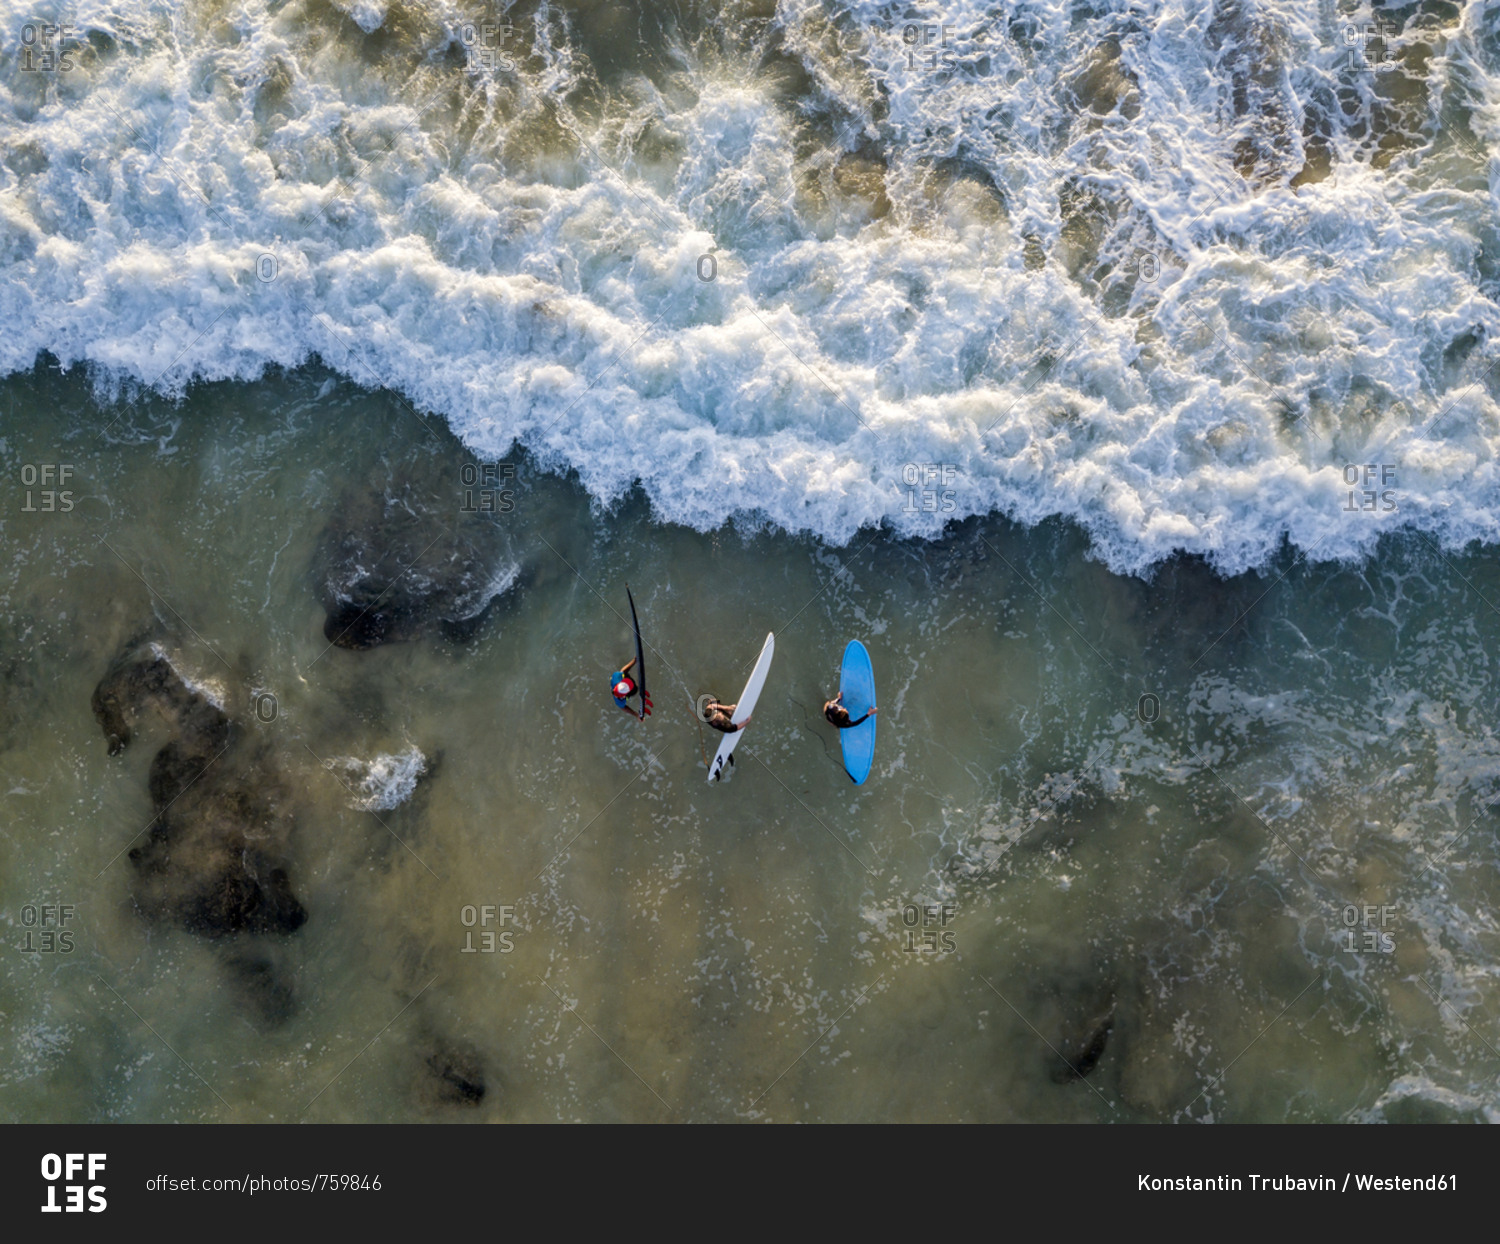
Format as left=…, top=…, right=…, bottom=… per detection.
left=845, top=709, right=874, bottom=728
left=621, top=657, right=637, bottom=675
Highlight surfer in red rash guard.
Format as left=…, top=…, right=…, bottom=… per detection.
left=610, top=657, right=643, bottom=716
left=823, top=691, right=876, bottom=729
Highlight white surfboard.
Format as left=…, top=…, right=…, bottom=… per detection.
left=707, top=632, right=774, bottom=782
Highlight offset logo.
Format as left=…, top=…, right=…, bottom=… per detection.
left=458, top=903, right=516, bottom=953
left=901, top=903, right=957, bottom=953
left=18, top=903, right=76, bottom=953
left=40, top=1154, right=106, bottom=1213
left=901, top=463, right=959, bottom=513
left=19, top=464, right=76, bottom=513
left=459, top=462, right=517, bottom=514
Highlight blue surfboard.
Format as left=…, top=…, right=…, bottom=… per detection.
left=838, top=640, right=876, bottom=785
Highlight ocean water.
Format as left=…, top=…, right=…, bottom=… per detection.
left=1, top=0, right=1499, bottom=1121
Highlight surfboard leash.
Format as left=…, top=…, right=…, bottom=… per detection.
left=657, top=661, right=710, bottom=770
left=688, top=692, right=710, bottom=770
left=789, top=694, right=848, bottom=776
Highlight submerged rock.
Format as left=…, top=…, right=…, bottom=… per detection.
left=314, top=480, right=521, bottom=650
left=1051, top=1005, right=1116, bottom=1084
left=224, top=949, right=298, bottom=1028
left=91, top=641, right=228, bottom=758
left=421, top=1036, right=486, bottom=1107
left=93, top=640, right=307, bottom=1014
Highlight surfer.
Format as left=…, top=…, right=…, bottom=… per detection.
left=702, top=698, right=748, bottom=734
left=613, top=587, right=653, bottom=720
left=611, top=657, right=646, bottom=717
left=823, top=691, right=876, bottom=729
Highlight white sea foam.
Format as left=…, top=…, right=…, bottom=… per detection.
left=332, top=745, right=428, bottom=811
left=1, top=0, right=1497, bottom=574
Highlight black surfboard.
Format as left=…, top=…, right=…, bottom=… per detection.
left=626, top=585, right=652, bottom=720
